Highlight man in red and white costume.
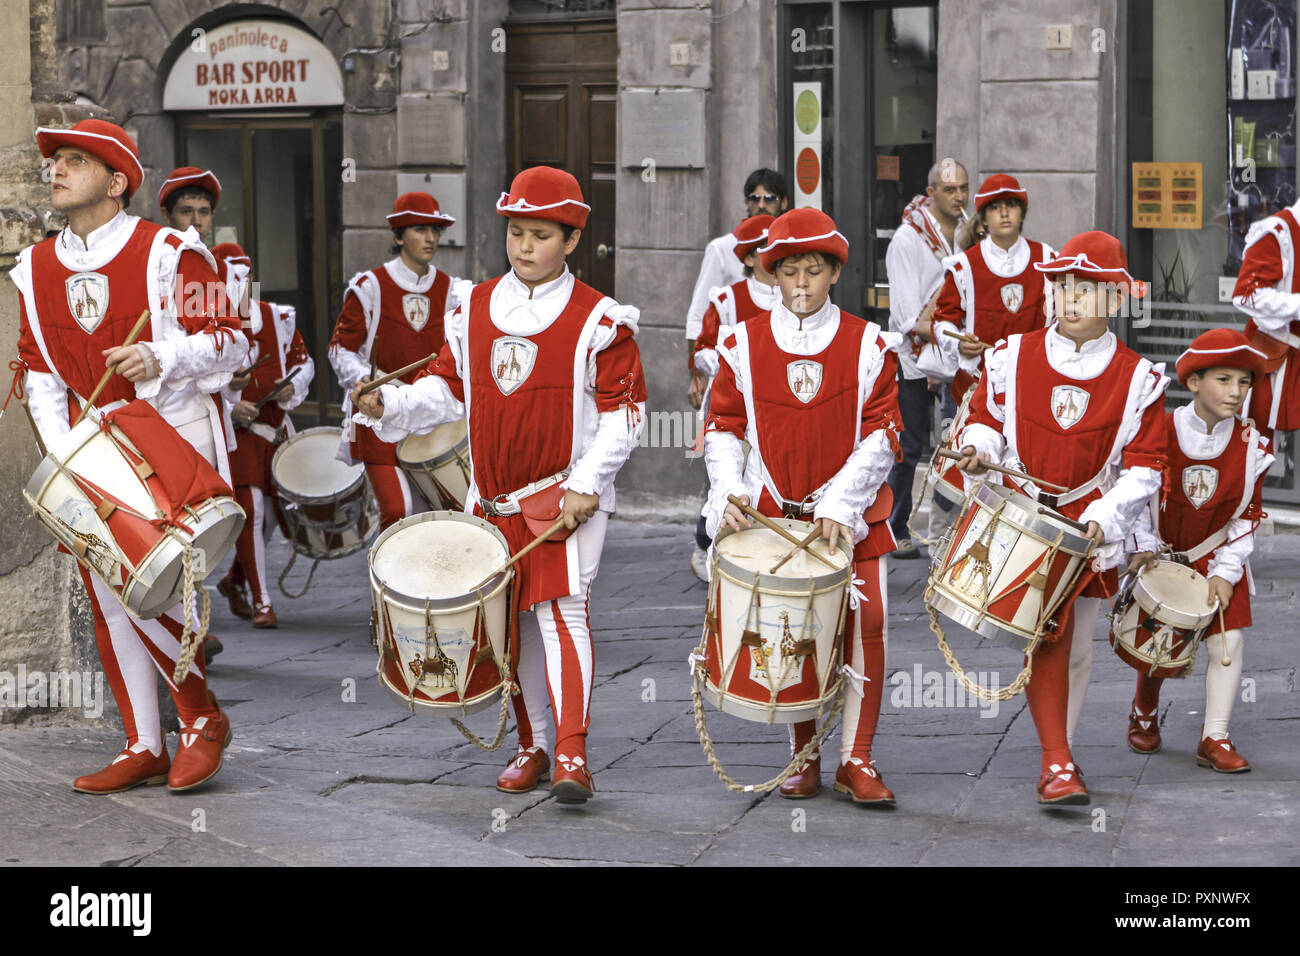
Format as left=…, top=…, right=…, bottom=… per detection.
left=704, top=208, right=903, bottom=804
left=1231, top=197, right=1300, bottom=434
left=329, top=192, right=461, bottom=529
left=954, top=231, right=1168, bottom=804
left=352, top=167, right=646, bottom=803
left=1126, top=329, right=1272, bottom=772
left=10, top=119, right=245, bottom=794
left=213, top=243, right=314, bottom=629
left=158, top=166, right=221, bottom=246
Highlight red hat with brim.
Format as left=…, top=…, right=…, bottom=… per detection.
left=975, top=173, right=1028, bottom=213
left=387, top=191, right=456, bottom=229
left=1035, top=230, right=1146, bottom=297
left=496, top=166, right=590, bottom=229
left=758, top=208, right=849, bottom=274
left=158, top=166, right=222, bottom=211
left=36, top=119, right=143, bottom=200
left=732, top=214, right=775, bottom=263
left=1175, top=328, right=1268, bottom=386
left=210, top=241, right=251, bottom=277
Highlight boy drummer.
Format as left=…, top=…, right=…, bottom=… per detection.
left=954, top=231, right=1168, bottom=805
left=1125, top=329, right=1273, bottom=772
left=159, top=166, right=220, bottom=246
left=11, top=120, right=245, bottom=793
left=704, top=208, right=903, bottom=804
left=212, top=243, right=315, bottom=629
left=329, top=192, right=461, bottom=529
left=351, top=167, right=646, bottom=803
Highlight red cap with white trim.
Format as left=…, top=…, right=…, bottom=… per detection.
left=1175, top=328, right=1267, bottom=385
left=974, top=173, right=1028, bottom=213
left=387, top=192, right=455, bottom=229
left=36, top=119, right=144, bottom=199
left=158, top=166, right=222, bottom=211
left=210, top=242, right=251, bottom=277
left=758, top=208, right=849, bottom=274
left=1035, top=230, right=1146, bottom=297
left=732, top=214, right=775, bottom=263
left=495, top=166, right=590, bottom=228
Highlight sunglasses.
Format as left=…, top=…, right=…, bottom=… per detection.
left=746, top=193, right=780, bottom=204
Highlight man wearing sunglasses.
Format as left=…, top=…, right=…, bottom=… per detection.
left=685, top=170, right=791, bottom=581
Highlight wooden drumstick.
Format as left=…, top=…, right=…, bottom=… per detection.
left=941, top=328, right=993, bottom=350
left=357, top=351, right=440, bottom=396
left=73, top=310, right=152, bottom=427
left=1217, top=603, right=1231, bottom=666
left=768, top=527, right=823, bottom=574
left=726, top=495, right=839, bottom=571
left=472, top=516, right=568, bottom=592
left=18, top=394, right=47, bottom=458
left=1035, top=507, right=1094, bottom=537
left=253, top=367, right=301, bottom=410
left=934, top=448, right=1071, bottom=493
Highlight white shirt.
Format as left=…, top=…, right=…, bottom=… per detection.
left=685, top=232, right=743, bottom=340
left=885, top=207, right=958, bottom=379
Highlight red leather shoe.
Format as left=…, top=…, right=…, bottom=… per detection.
left=834, top=757, right=896, bottom=805
left=252, top=603, right=278, bottom=629
left=779, top=755, right=821, bottom=799
left=1037, top=762, right=1089, bottom=805
left=73, top=746, right=170, bottom=794
left=551, top=753, right=594, bottom=804
left=217, top=576, right=253, bottom=619
left=496, top=747, right=550, bottom=793
left=1197, top=736, right=1251, bottom=773
left=168, top=692, right=232, bottom=792
left=1127, top=702, right=1162, bottom=754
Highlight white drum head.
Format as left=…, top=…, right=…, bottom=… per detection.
left=274, top=428, right=362, bottom=499
left=1137, top=561, right=1215, bottom=623
left=716, top=525, right=849, bottom=577
left=397, top=418, right=468, bottom=466
left=373, top=518, right=507, bottom=600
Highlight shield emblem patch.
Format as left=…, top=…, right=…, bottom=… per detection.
left=65, top=273, right=110, bottom=333
left=1183, top=465, right=1218, bottom=508
left=1000, top=282, right=1024, bottom=312
left=402, top=293, right=430, bottom=332
left=491, top=336, right=537, bottom=395
left=787, top=360, right=823, bottom=403
left=1050, top=385, right=1089, bottom=429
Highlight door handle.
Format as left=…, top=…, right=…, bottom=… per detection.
left=596, top=242, right=614, bottom=260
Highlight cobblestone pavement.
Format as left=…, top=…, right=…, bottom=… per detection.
left=2, top=518, right=1298, bottom=867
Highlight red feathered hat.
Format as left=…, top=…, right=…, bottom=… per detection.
left=1035, top=230, right=1146, bottom=297
left=158, top=166, right=222, bottom=211
left=758, top=208, right=849, bottom=273
left=974, top=173, right=1028, bottom=213
left=1175, top=328, right=1267, bottom=386
left=36, top=119, right=143, bottom=200
left=387, top=191, right=455, bottom=229
left=495, top=166, right=590, bottom=229
left=732, top=214, right=775, bottom=263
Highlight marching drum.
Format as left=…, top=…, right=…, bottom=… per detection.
left=272, top=427, right=379, bottom=560
left=370, top=511, right=515, bottom=716
left=1109, top=560, right=1215, bottom=679
left=24, top=400, right=244, bottom=619
left=699, top=519, right=851, bottom=723
left=928, top=481, right=1094, bottom=648
left=396, top=417, right=471, bottom=511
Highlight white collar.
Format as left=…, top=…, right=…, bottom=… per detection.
left=59, top=209, right=132, bottom=253
left=1046, top=323, right=1114, bottom=355
left=384, top=257, right=437, bottom=293
left=502, top=264, right=574, bottom=302
left=770, top=298, right=839, bottom=354
left=746, top=276, right=780, bottom=305
left=983, top=234, right=1026, bottom=262
left=1174, top=402, right=1235, bottom=460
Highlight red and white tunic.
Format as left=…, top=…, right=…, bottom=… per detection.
left=1232, top=201, right=1300, bottom=430
left=961, top=325, right=1169, bottom=583
left=703, top=299, right=903, bottom=553
left=692, top=276, right=780, bottom=378
left=225, top=300, right=314, bottom=489
left=12, top=211, right=245, bottom=482
left=1133, top=405, right=1273, bottom=632
left=886, top=199, right=961, bottom=380
left=328, top=258, right=460, bottom=463
left=923, top=235, right=1055, bottom=383
left=358, top=267, right=646, bottom=608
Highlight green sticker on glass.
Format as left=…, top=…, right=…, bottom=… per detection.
left=796, top=89, right=820, bottom=135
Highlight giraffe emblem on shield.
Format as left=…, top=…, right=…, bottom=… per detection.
left=402, top=293, right=430, bottom=332
left=491, top=336, right=537, bottom=395
left=1050, top=385, right=1089, bottom=429
left=1183, top=465, right=1218, bottom=508
left=65, top=272, right=110, bottom=333
left=787, top=360, right=823, bottom=403
left=1000, top=282, right=1024, bottom=312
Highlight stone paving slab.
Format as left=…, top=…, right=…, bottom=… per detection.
left=1, top=520, right=1297, bottom=867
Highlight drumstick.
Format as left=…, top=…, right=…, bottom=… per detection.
left=73, top=310, right=152, bottom=427
left=1216, top=603, right=1231, bottom=666
left=357, top=352, right=439, bottom=396
left=768, top=527, right=822, bottom=574
left=1035, top=507, right=1093, bottom=537
left=934, top=448, right=1070, bottom=493
left=470, top=516, right=568, bottom=592
left=253, top=367, right=301, bottom=410
left=941, top=328, right=992, bottom=350
left=726, top=495, right=839, bottom=571
left=19, top=395, right=47, bottom=458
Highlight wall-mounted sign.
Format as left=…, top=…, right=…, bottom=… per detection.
left=1132, top=161, right=1203, bottom=229
left=792, top=82, right=823, bottom=209
left=163, top=19, right=344, bottom=111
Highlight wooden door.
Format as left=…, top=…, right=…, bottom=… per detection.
left=505, top=19, right=617, bottom=295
